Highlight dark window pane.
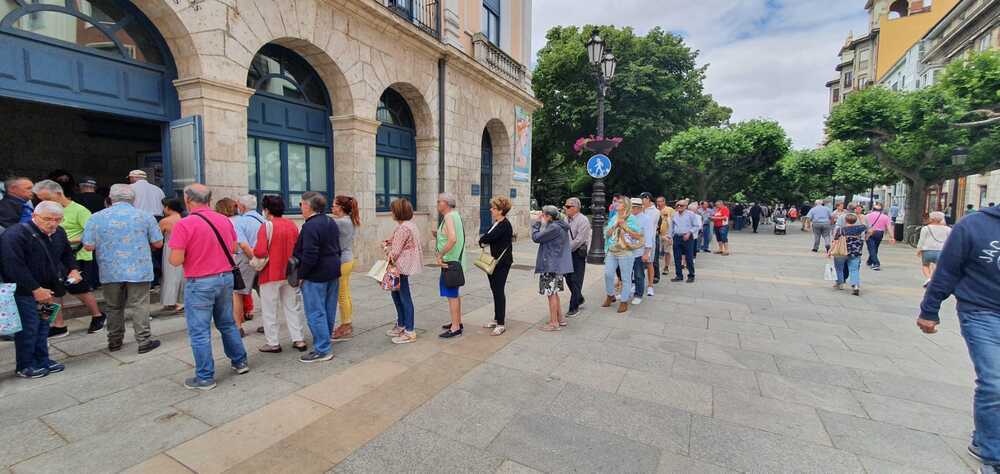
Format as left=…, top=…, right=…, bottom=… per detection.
left=247, top=138, right=258, bottom=191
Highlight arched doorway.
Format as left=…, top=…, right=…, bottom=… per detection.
left=246, top=44, right=333, bottom=212
left=480, top=129, right=493, bottom=232
left=375, top=88, right=416, bottom=211
left=0, top=0, right=179, bottom=193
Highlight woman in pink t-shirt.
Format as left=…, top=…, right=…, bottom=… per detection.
left=865, top=205, right=895, bottom=271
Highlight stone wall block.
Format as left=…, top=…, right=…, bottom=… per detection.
left=253, top=0, right=287, bottom=38
left=294, top=0, right=318, bottom=44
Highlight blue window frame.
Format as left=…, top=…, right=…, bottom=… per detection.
left=376, top=88, right=416, bottom=212
left=246, top=44, right=332, bottom=213
left=482, top=0, right=499, bottom=45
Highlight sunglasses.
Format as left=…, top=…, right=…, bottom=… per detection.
left=564, top=204, right=576, bottom=208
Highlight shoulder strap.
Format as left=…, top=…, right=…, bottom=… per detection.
left=192, top=213, right=237, bottom=268
left=249, top=214, right=264, bottom=225
left=21, top=223, right=62, bottom=276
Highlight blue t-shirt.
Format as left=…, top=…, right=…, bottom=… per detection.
left=807, top=206, right=833, bottom=224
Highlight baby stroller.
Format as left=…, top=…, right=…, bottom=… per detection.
left=773, top=216, right=787, bottom=235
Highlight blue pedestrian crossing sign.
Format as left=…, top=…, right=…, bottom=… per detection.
left=587, top=154, right=612, bottom=178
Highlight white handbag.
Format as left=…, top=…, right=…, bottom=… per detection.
left=249, top=221, right=272, bottom=272
left=824, top=263, right=837, bottom=281
left=367, top=259, right=389, bottom=282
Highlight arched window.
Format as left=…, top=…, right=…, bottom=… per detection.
left=246, top=44, right=332, bottom=212
left=375, top=88, right=416, bottom=211
left=888, top=0, right=909, bottom=19
left=1, top=0, right=165, bottom=65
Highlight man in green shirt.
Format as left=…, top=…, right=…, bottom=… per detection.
left=32, top=180, right=106, bottom=337
left=435, top=192, right=465, bottom=338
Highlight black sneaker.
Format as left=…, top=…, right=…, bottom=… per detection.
left=686, top=276, right=696, bottom=283
left=441, top=323, right=464, bottom=330
left=137, top=340, right=161, bottom=354
left=232, top=361, right=250, bottom=374
left=47, top=326, right=69, bottom=339
left=108, top=342, right=123, bottom=352
left=670, top=277, right=684, bottom=282
left=184, top=377, right=217, bottom=391
left=566, top=308, right=580, bottom=317
left=439, top=327, right=463, bottom=338
left=16, top=367, right=49, bottom=379
left=811, top=249, right=818, bottom=253
left=872, top=266, right=881, bottom=271
left=46, top=361, right=65, bottom=373
left=299, top=351, right=333, bottom=363
left=87, top=314, right=107, bottom=334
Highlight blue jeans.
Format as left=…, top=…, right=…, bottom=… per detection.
left=302, top=279, right=340, bottom=355
left=632, top=256, right=646, bottom=299
left=673, top=237, right=695, bottom=278
left=604, top=255, right=633, bottom=300
left=13, top=296, right=52, bottom=372
left=701, top=223, right=712, bottom=251
left=184, top=273, right=247, bottom=381
left=866, top=231, right=884, bottom=267
left=391, top=275, right=414, bottom=332
left=832, top=256, right=860, bottom=286
left=959, top=310, right=1000, bottom=465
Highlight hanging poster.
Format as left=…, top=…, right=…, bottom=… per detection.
left=513, top=106, right=531, bottom=182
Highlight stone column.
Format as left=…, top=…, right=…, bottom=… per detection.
left=442, top=0, right=462, bottom=49
left=331, top=114, right=380, bottom=265
left=415, top=136, right=439, bottom=214
left=173, top=77, right=254, bottom=200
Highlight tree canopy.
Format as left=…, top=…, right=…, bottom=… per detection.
left=530, top=25, right=730, bottom=205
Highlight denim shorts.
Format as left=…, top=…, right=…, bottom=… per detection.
left=921, top=250, right=941, bottom=265
left=439, top=272, right=460, bottom=298
left=714, top=226, right=729, bottom=243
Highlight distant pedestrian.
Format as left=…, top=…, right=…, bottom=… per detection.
left=806, top=200, right=833, bottom=252
left=671, top=200, right=700, bottom=282
left=916, top=211, right=951, bottom=288
left=168, top=184, right=249, bottom=390
left=711, top=200, right=730, bottom=255
left=32, top=180, right=106, bottom=337
left=603, top=198, right=642, bottom=313
left=82, top=184, right=162, bottom=353
left=532, top=205, right=573, bottom=331
left=865, top=204, right=895, bottom=271
left=479, top=196, right=514, bottom=334
left=732, top=203, right=745, bottom=231
left=564, top=197, right=590, bottom=317
left=699, top=201, right=714, bottom=252
left=829, top=213, right=866, bottom=296
left=233, top=195, right=264, bottom=325
left=0, top=176, right=34, bottom=228
left=159, top=198, right=185, bottom=313
left=435, top=193, right=465, bottom=339
left=331, top=196, right=360, bottom=342
left=47, top=170, right=77, bottom=200
left=629, top=198, right=651, bottom=305
left=0, top=201, right=76, bottom=378
left=253, top=195, right=307, bottom=353
left=654, top=196, right=669, bottom=280
left=127, top=170, right=164, bottom=217
left=658, top=197, right=675, bottom=273
left=384, top=198, right=423, bottom=344
left=749, top=203, right=763, bottom=233
left=293, top=192, right=342, bottom=363
left=917, top=204, right=1000, bottom=472
left=687, top=201, right=702, bottom=261
left=76, top=177, right=105, bottom=214
left=640, top=193, right=659, bottom=297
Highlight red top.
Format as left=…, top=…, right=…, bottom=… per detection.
left=711, top=206, right=730, bottom=228
left=253, top=216, right=299, bottom=284
left=169, top=208, right=238, bottom=278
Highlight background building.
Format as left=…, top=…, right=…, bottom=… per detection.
left=0, top=0, right=539, bottom=264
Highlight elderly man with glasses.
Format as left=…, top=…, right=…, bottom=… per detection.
left=564, top=197, right=590, bottom=317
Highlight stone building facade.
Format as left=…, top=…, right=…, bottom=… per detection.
left=0, top=0, right=539, bottom=265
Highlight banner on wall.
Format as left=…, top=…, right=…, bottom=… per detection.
left=513, top=106, right=531, bottom=182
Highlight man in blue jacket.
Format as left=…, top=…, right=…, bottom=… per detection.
left=917, top=204, right=1000, bottom=473
left=293, top=192, right=342, bottom=364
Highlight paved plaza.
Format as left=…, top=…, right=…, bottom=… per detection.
left=0, top=224, right=982, bottom=473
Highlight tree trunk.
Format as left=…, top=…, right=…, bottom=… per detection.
left=696, top=175, right=709, bottom=202
left=904, top=177, right=926, bottom=228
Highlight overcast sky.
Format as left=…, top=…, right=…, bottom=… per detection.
left=531, top=0, right=870, bottom=149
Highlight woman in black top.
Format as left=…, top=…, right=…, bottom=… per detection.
left=479, top=196, right=514, bottom=336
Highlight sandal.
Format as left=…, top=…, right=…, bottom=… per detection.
left=540, top=324, right=561, bottom=332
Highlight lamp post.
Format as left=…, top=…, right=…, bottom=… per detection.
left=585, top=31, right=618, bottom=265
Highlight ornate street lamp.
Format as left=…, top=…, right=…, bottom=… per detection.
left=585, top=31, right=619, bottom=264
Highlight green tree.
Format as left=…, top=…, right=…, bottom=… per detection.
left=531, top=25, right=731, bottom=205
left=654, top=120, right=790, bottom=200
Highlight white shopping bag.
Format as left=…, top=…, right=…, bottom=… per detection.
left=367, top=259, right=389, bottom=282
left=823, top=263, right=837, bottom=282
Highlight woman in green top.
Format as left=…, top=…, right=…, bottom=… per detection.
left=603, top=198, right=643, bottom=313
left=435, top=193, right=465, bottom=338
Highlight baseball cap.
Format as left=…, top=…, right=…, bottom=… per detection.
left=639, top=192, right=653, bottom=200
left=128, top=169, right=147, bottom=179
left=80, top=177, right=97, bottom=187
left=630, top=197, right=643, bottom=206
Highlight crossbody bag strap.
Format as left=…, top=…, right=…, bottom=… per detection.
left=192, top=213, right=238, bottom=268
left=22, top=223, right=62, bottom=278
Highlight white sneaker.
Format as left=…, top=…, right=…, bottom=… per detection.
left=391, top=332, right=416, bottom=344
left=647, top=287, right=655, bottom=297
left=631, top=297, right=642, bottom=305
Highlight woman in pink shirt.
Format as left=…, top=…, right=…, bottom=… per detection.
left=383, top=198, right=423, bottom=344
left=865, top=204, right=895, bottom=271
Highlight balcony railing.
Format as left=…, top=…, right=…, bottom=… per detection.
left=472, top=32, right=528, bottom=89
left=374, top=0, right=439, bottom=38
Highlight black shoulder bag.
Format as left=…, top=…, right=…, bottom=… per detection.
left=192, top=213, right=245, bottom=291
left=441, top=218, right=465, bottom=288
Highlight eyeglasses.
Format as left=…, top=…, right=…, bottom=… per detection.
left=564, top=204, right=575, bottom=209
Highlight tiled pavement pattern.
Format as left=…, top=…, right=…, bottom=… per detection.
left=0, top=225, right=983, bottom=473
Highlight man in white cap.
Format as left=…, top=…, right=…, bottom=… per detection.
left=128, top=170, right=165, bottom=218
